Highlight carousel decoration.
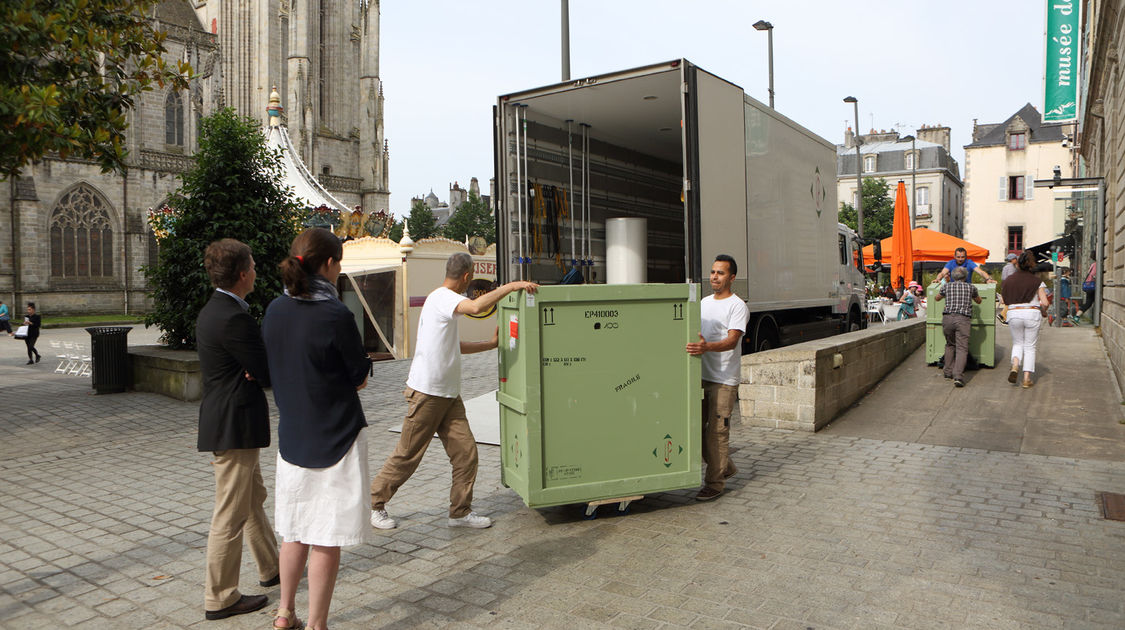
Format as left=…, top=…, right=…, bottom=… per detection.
left=363, top=208, right=393, bottom=238
left=147, top=204, right=177, bottom=242
left=305, top=203, right=342, bottom=230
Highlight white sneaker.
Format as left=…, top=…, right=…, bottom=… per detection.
left=370, top=509, right=397, bottom=530
left=447, top=512, right=491, bottom=528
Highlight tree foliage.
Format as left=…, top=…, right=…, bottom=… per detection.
left=839, top=177, right=895, bottom=243
left=387, top=217, right=404, bottom=243
left=442, top=192, right=495, bottom=244
left=406, top=200, right=439, bottom=240
left=0, top=0, right=192, bottom=178
left=143, top=108, right=303, bottom=349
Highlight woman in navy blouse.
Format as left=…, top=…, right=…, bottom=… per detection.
left=262, top=228, right=370, bottom=630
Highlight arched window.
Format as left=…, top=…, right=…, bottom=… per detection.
left=50, top=185, right=114, bottom=279
left=165, top=91, right=184, bottom=146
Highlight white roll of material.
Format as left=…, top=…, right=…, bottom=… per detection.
left=605, top=217, right=647, bottom=284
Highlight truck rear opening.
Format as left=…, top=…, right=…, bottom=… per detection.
left=496, top=61, right=687, bottom=285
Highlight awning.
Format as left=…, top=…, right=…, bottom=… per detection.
left=860, top=228, right=989, bottom=264
left=264, top=125, right=350, bottom=213
left=340, top=261, right=399, bottom=277
left=1025, top=235, right=1076, bottom=264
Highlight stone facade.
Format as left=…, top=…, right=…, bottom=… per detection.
left=962, top=105, right=1073, bottom=263
left=837, top=125, right=964, bottom=236
left=1077, top=1, right=1125, bottom=392
left=0, top=0, right=389, bottom=315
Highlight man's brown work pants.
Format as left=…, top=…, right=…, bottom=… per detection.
left=370, top=388, right=479, bottom=518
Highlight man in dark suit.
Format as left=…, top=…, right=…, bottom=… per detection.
left=196, top=239, right=279, bottom=621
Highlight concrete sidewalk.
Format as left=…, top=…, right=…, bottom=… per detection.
left=1, top=327, right=1124, bottom=629
left=824, top=324, right=1125, bottom=462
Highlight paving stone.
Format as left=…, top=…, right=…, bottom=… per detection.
left=2, top=335, right=1125, bottom=629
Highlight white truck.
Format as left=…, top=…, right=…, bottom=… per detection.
left=493, top=59, right=867, bottom=352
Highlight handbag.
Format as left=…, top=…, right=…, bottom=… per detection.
left=13, top=325, right=28, bottom=339
left=1082, top=280, right=1095, bottom=292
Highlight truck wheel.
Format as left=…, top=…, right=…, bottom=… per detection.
left=847, top=308, right=862, bottom=332
left=753, top=317, right=780, bottom=352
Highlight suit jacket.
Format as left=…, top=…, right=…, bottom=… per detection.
left=196, top=291, right=271, bottom=452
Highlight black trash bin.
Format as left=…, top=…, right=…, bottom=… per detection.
left=86, top=326, right=132, bottom=394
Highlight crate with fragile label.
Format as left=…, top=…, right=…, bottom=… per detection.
left=497, top=283, right=702, bottom=510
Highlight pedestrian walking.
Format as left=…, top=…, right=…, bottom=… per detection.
left=934, top=266, right=982, bottom=387
left=369, top=253, right=537, bottom=530
left=1002, top=252, right=1049, bottom=388
left=195, top=239, right=279, bottom=621
left=0, top=300, right=12, bottom=336
left=262, top=228, right=371, bottom=630
left=1073, top=261, right=1097, bottom=323
left=22, top=302, right=41, bottom=364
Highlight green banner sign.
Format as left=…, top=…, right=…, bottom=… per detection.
left=1044, top=1, right=1080, bottom=122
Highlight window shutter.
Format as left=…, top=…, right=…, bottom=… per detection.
left=998, top=177, right=1007, bottom=201
left=1025, top=173, right=1034, bottom=199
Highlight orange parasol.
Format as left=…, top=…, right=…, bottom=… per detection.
left=860, top=228, right=989, bottom=264
left=890, top=181, right=913, bottom=287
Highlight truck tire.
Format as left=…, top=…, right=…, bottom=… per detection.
left=752, top=316, right=780, bottom=353
left=847, top=306, right=862, bottom=332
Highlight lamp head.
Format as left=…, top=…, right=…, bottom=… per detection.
left=899, top=135, right=915, bottom=143
left=753, top=20, right=773, bottom=31
left=843, top=96, right=857, bottom=104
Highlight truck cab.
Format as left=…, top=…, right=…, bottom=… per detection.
left=835, top=224, right=867, bottom=331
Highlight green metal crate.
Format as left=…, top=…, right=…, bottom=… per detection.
left=925, top=283, right=996, bottom=367
left=496, top=284, right=702, bottom=508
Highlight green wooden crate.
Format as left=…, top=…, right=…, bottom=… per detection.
left=925, top=283, right=996, bottom=367
left=497, top=284, right=702, bottom=508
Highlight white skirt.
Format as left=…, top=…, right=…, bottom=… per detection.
left=275, top=427, right=369, bottom=547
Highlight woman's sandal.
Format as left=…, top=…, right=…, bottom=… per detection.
left=273, top=608, right=304, bottom=630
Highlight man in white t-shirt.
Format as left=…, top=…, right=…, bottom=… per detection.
left=685, top=255, right=749, bottom=501
left=370, top=253, right=538, bottom=529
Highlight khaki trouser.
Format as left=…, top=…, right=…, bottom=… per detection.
left=204, top=448, right=279, bottom=611
left=701, top=381, right=738, bottom=492
left=370, top=387, right=479, bottom=518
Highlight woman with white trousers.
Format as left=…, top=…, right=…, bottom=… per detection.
left=1000, top=251, right=1049, bottom=388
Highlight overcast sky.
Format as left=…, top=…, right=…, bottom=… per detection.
left=379, top=1, right=1046, bottom=216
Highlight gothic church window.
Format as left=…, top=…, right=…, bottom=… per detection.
left=50, top=185, right=114, bottom=279
left=165, top=91, right=185, bottom=146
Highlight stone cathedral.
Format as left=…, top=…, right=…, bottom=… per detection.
left=0, top=0, right=390, bottom=314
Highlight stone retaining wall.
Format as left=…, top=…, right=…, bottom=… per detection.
left=129, top=346, right=201, bottom=402
left=739, top=319, right=925, bottom=431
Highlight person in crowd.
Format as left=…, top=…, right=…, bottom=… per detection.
left=895, top=282, right=920, bottom=319
left=22, top=302, right=41, bottom=364
left=997, top=252, right=1019, bottom=324
left=1059, top=267, right=1074, bottom=320
left=1073, top=261, right=1097, bottom=323
left=370, top=253, right=537, bottom=530
left=932, top=247, right=994, bottom=285
left=685, top=255, right=748, bottom=501
left=0, top=300, right=11, bottom=336
left=262, top=228, right=371, bottom=630
left=934, top=266, right=982, bottom=387
left=1000, top=252, right=1019, bottom=282
left=1002, top=251, right=1049, bottom=389
left=195, top=239, right=278, bottom=621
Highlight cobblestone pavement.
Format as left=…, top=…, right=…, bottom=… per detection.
left=1, top=330, right=1124, bottom=629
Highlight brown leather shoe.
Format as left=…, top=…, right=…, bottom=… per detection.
left=260, top=573, right=281, bottom=588
left=205, top=594, right=269, bottom=621
left=696, top=487, right=722, bottom=501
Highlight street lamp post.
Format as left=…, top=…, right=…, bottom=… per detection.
left=753, top=20, right=774, bottom=108
left=561, top=0, right=570, bottom=81
left=844, top=96, right=863, bottom=239
left=900, top=134, right=917, bottom=229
